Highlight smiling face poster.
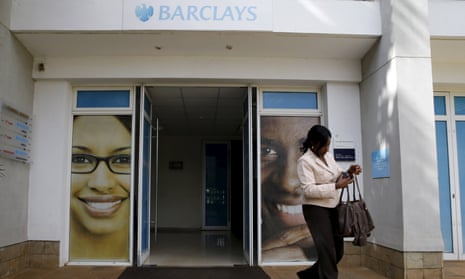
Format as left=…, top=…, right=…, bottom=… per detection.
left=69, top=115, right=132, bottom=261
left=260, top=116, right=319, bottom=263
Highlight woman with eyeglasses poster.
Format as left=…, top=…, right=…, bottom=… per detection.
left=69, top=115, right=132, bottom=261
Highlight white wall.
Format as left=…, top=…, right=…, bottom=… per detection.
left=31, top=56, right=362, bottom=84
left=28, top=81, right=73, bottom=265
left=156, top=136, right=203, bottom=229
left=432, top=62, right=465, bottom=85
left=10, top=0, right=380, bottom=36
left=324, top=83, right=364, bottom=174
left=0, top=0, right=11, bottom=27
left=429, top=1, right=465, bottom=37
left=360, top=0, right=442, bottom=251
left=10, top=0, right=123, bottom=31
left=0, top=23, right=33, bottom=247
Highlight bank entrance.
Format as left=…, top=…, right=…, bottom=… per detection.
left=137, top=85, right=254, bottom=266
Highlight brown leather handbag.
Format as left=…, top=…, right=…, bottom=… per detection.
left=336, top=175, right=375, bottom=246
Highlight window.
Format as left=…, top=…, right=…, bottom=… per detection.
left=262, top=91, right=318, bottom=110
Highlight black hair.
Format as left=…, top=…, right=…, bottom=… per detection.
left=116, top=115, right=132, bottom=132
left=301, top=124, right=332, bottom=154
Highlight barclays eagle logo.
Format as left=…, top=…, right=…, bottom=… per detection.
left=135, top=4, right=154, bottom=22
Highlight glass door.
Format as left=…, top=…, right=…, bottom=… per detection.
left=435, top=93, right=465, bottom=260
left=203, top=142, right=230, bottom=230
left=137, top=87, right=152, bottom=265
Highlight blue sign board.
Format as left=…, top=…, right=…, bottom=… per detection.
left=334, top=148, right=355, bottom=161
left=372, top=148, right=390, bottom=178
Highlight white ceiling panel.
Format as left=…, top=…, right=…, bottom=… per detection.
left=148, top=86, right=246, bottom=137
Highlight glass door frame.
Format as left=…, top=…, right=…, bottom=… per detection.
left=136, top=86, right=153, bottom=266
left=435, top=91, right=465, bottom=260
left=256, top=87, right=322, bottom=265
left=242, top=87, right=256, bottom=265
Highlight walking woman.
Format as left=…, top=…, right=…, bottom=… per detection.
left=296, top=125, right=361, bottom=278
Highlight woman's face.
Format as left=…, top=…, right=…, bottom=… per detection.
left=315, top=138, right=331, bottom=158
left=260, top=116, right=318, bottom=237
left=71, top=115, right=131, bottom=235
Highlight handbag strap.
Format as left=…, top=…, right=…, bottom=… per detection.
left=339, top=174, right=361, bottom=202
left=353, top=175, right=362, bottom=200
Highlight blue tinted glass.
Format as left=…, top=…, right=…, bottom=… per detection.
left=142, top=118, right=150, bottom=252
left=242, top=113, right=250, bottom=254
left=434, top=96, right=446, bottom=115
left=457, top=121, right=465, bottom=252
left=263, top=92, right=318, bottom=109
left=436, top=121, right=453, bottom=253
left=205, top=144, right=228, bottom=227
left=144, top=94, right=151, bottom=115
left=455, top=97, right=465, bottom=115
left=77, top=90, right=130, bottom=108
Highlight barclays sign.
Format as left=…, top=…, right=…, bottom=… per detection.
left=124, top=0, right=272, bottom=31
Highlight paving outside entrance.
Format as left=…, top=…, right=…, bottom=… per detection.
left=3, top=262, right=465, bottom=279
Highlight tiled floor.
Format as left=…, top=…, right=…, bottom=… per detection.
left=3, top=231, right=465, bottom=279
left=145, top=230, right=246, bottom=266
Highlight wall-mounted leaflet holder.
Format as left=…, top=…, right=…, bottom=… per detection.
left=0, top=100, right=32, bottom=163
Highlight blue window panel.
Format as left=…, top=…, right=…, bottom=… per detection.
left=457, top=121, right=465, bottom=252
left=263, top=91, right=318, bottom=109
left=455, top=96, right=465, bottom=115
left=205, top=144, right=228, bottom=227
left=144, top=94, right=151, bottom=115
left=141, top=118, right=151, bottom=252
left=77, top=90, right=130, bottom=108
left=242, top=112, right=250, bottom=254
left=436, top=121, right=453, bottom=253
left=434, top=96, right=446, bottom=116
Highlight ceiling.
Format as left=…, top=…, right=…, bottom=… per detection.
left=147, top=86, right=247, bottom=137
left=15, top=31, right=377, bottom=59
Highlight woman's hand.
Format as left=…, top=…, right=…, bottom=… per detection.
left=335, top=174, right=352, bottom=189
left=348, top=164, right=362, bottom=175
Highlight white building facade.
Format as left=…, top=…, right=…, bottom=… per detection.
left=1, top=0, right=465, bottom=278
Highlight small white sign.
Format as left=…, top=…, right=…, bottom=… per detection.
left=0, top=102, right=32, bottom=163
left=123, top=0, right=272, bottom=31
left=333, top=134, right=354, bottom=149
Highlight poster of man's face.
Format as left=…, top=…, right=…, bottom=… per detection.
left=69, top=115, right=132, bottom=261
left=260, top=116, right=319, bottom=262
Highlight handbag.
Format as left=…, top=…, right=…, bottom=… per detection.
left=336, top=175, right=375, bottom=246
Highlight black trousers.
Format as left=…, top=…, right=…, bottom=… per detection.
left=298, top=204, right=344, bottom=279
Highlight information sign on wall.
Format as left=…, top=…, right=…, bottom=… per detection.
left=372, top=148, right=389, bottom=178
left=0, top=102, right=32, bottom=163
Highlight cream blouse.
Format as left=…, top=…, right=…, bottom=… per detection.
left=297, top=150, right=344, bottom=208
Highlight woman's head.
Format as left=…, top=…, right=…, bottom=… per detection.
left=302, top=125, right=332, bottom=156
left=70, top=115, right=132, bottom=235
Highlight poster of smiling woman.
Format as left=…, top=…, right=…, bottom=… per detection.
left=69, top=115, right=132, bottom=261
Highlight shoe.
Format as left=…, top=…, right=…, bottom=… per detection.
left=297, top=268, right=318, bottom=279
